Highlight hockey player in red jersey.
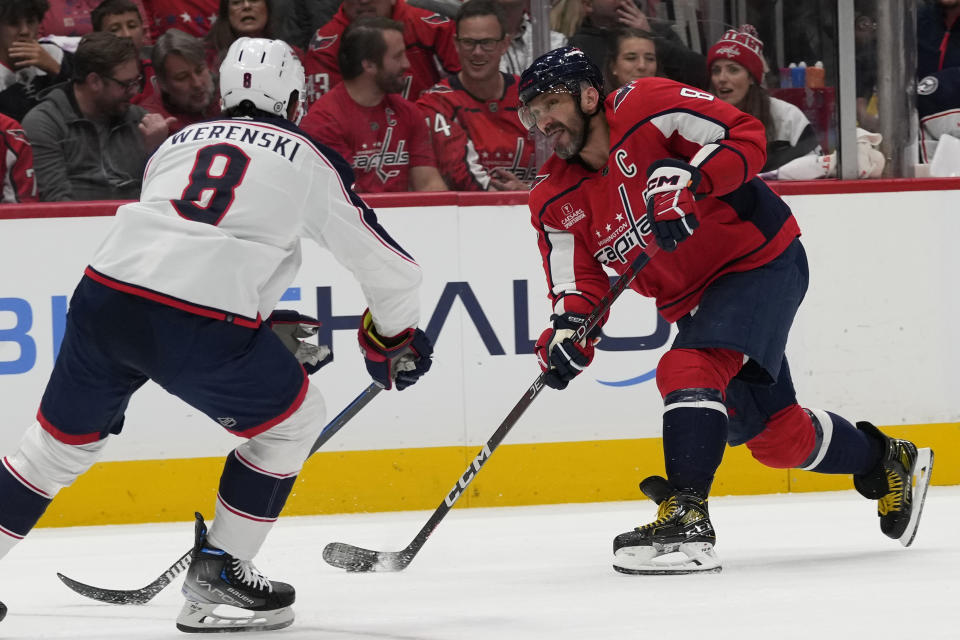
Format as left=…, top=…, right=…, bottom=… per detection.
left=519, top=47, right=934, bottom=574
left=0, top=38, right=433, bottom=631
left=304, top=0, right=460, bottom=101
left=0, top=113, right=37, bottom=202
left=417, top=0, right=535, bottom=191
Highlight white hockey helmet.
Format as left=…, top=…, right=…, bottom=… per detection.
left=219, top=37, right=306, bottom=124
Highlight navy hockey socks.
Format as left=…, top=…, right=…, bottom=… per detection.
left=662, top=389, right=729, bottom=497
left=802, top=410, right=881, bottom=474
left=0, top=458, right=53, bottom=557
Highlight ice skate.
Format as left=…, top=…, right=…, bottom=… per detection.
left=612, top=476, right=721, bottom=575
left=854, top=422, right=934, bottom=547
left=176, top=513, right=295, bottom=633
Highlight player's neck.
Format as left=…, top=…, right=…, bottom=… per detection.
left=578, top=111, right=610, bottom=171
left=344, top=77, right=386, bottom=107
left=457, top=70, right=503, bottom=102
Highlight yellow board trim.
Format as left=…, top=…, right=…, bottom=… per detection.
left=37, top=422, right=959, bottom=528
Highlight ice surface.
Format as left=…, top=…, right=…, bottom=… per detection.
left=1, top=487, right=957, bottom=639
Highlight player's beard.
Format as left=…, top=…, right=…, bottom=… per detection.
left=550, top=110, right=587, bottom=160
left=375, top=67, right=407, bottom=95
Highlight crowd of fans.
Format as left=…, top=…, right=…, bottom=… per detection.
left=0, top=0, right=950, bottom=204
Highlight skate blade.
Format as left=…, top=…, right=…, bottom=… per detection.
left=899, top=448, right=934, bottom=548
left=175, top=599, right=294, bottom=633
left=612, top=542, right=722, bottom=575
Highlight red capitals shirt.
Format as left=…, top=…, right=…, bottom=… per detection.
left=417, top=73, right=536, bottom=190
left=0, top=114, right=37, bottom=203
left=41, top=0, right=150, bottom=37
left=300, top=83, right=437, bottom=193
left=529, top=78, right=801, bottom=323
left=304, top=0, right=460, bottom=101
left=142, top=0, right=217, bottom=40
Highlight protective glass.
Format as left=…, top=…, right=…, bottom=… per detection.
left=517, top=87, right=573, bottom=130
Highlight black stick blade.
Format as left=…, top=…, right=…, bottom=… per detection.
left=56, top=572, right=159, bottom=605
left=322, top=542, right=409, bottom=573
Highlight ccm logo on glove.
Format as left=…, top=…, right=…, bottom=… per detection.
left=643, top=158, right=702, bottom=252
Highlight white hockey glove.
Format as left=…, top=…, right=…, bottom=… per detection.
left=267, top=310, right=332, bottom=375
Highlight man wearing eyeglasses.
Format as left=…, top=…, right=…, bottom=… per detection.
left=21, top=31, right=174, bottom=201
left=417, top=0, right=535, bottom=190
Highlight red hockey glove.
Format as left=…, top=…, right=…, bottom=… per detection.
left=535, top=312, right=599, bottom=390
left=267, top=310, right=332, bottom=375
left=357, top=309, right=434, bottom=390
left=643, top=159, right=702, bottom=252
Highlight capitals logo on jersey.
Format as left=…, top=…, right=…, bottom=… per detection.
left=592, top=183, right=652, bottom=265
left=309, top=34, right=338, bottom=52
left=352, top=126, right=409, bottom=184
left=421, top=13, right=450, bottom=24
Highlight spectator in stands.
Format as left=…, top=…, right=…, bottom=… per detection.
left=139, top=28, right=218, bottom=133
left=418, top=0, right=534, bottom=190
left=918, top=0, right=960, bottom=79
left=0, top=112, right=37, bottom=202
left=494, top=0, right=566, bottom=76
left=41, top=0, right=149, bottom=40
left=206, top=0, right=275, bottom=68
left=304, top=0, right=460, bottom=101
left=145, top=0, right=218, bottom=41
left=854, top=6, right=879, bottom=131
left=301, top=17, right=447, bottom=193
left=21, top=32, right=173, bottom=201
left=92, top=0, right=157, bottom=106
left=569, top=0, right=707, bottom=89
left=0, top=0, right=75, bottom=122
left=270, top=0, right=341, bottom=49
left=203, top=0, right=326, bottom=109
left=550, top=0, right=585, bottom=38
left=707, top=26, right=819, bottom=174
left=603, top=27, right=657, bottom=92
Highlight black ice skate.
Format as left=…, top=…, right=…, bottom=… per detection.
left=176, top=512, right=295, bottom=633
left=612, top=475, right=721, bottom=575
left=853, top=422, right=934, bottom=547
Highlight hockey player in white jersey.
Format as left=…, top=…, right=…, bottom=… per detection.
left=0, top=38, right=433, bottom=633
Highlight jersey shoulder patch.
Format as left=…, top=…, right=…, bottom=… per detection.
left=309, top=34, right=338, bottom=51
left=421, top=13, right=450, bottom=24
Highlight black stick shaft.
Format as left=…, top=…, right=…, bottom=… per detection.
left=58, top=382, right=383, bottom=604
left=308, top=382, right=383, bottom=456
left=396, top=246, right=656, bottom=562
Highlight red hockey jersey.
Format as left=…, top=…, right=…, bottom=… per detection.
left=304, top=0, right=460, bottom=101
left=417, top=73, right=536, bottom=190
left=529, top=78, right=801, bottom=323
left=0, top=114, right=37, bottom=203
left=300, top=83, right=437, bottom=193
left=41, top=0, right=150, bottom=38
left=142, top=0, right=217, bottom=40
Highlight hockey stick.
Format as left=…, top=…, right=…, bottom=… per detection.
left=322, top=245, right=658, bottom=573
left=56, top=382, right=383, bottom=605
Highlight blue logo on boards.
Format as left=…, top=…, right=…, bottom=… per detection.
left=1, top=281, right=668, bottom=385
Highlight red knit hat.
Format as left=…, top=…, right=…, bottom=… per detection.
left=706, top=25, right=765, bottom=84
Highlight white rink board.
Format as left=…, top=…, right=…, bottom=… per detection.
left=0, top=190, right=957, bottom=461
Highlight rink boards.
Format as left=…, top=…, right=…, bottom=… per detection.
left=0, top=182, right=958, bottom=527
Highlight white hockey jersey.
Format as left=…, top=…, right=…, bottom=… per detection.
left=89, top=116, right=422, bottom=336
